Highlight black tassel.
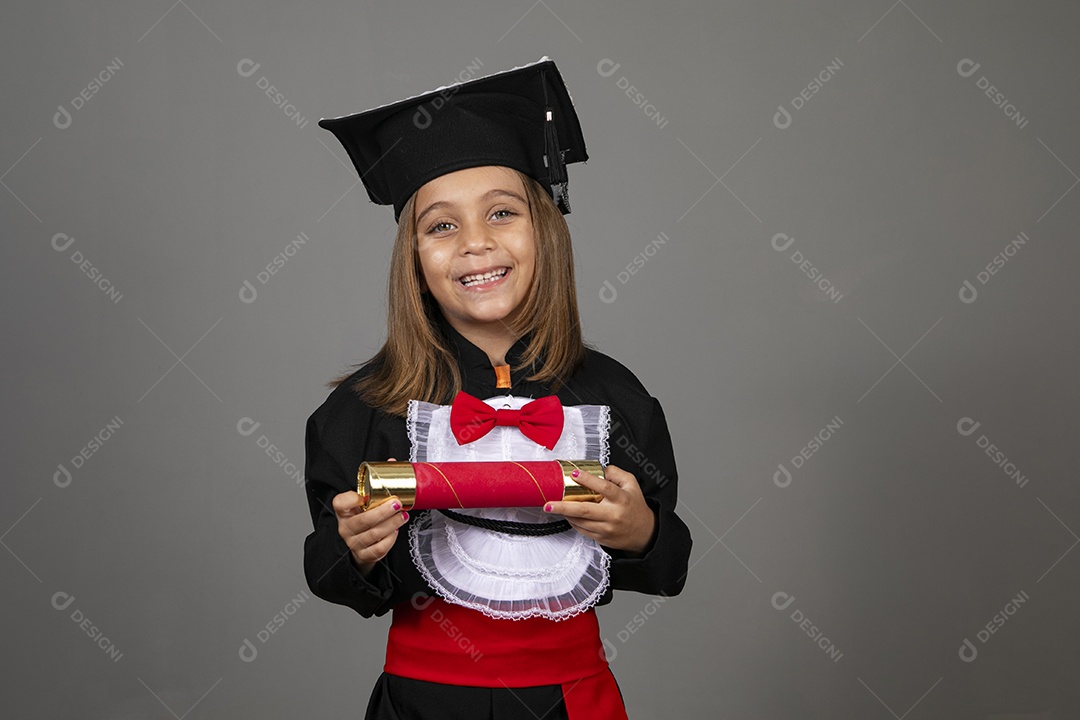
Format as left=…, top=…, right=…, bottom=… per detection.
left=541, top=69, right=571, bottom=213
left=544, top=109, right=570, bottom=212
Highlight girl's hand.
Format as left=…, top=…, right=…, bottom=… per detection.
left=545, top=464, right=657, bottom=555
left=332, top=458, right=409, bottom=577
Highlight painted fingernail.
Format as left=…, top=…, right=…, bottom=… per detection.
left=392, top=501, right=402, bottom=511
left=401, top=511, right=409, bottom=522
left=544, top=503, right=553, bottom=513
left=571, top=469, right=580, bottom=478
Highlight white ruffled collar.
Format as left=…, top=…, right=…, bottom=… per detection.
left=407, top=394, right=611, bottom=620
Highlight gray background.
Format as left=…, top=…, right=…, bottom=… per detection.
left=3, top=1, right=1078, bottom=718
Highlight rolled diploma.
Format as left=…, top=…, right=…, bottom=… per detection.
left=357, top=460, right=603, bottom=511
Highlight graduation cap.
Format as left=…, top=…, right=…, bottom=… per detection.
left=319, top=57, right=588, bottom=222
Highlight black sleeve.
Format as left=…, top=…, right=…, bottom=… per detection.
left=605, top=397, right=693, bottom=597
left=302, top=394, right=399, bottom=618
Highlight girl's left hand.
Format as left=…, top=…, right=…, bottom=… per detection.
left=545, top=464, right=657, bottom=555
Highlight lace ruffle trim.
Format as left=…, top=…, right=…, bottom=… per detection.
left=408, top=511, right=611, bottom=622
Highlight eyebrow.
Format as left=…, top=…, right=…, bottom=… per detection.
left=416, top=188, right=528, bottom=225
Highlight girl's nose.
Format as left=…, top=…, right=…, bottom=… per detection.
left=458, top=221, right=495, bottom=254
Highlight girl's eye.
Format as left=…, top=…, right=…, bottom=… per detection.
left=491, top=208, right=517, bottom=221
left=428, top=221, right=455, bottom=234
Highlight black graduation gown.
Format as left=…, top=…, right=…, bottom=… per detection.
left=302, top=319, right=693, bottom=716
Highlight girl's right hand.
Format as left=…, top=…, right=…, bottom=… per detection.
left=333, top=459, right=409, bottom=576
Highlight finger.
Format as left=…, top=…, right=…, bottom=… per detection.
left=368, top=528, right=400, bottom=556
left=354, top=528, right=399, bottom=564
left=352, top=510, right=409, bottom=552
left=601, top=464, right=641, bottom=493
left=343, top=496, right=404, bottom=532
left=333, top=491, right=364, bottom=518
left=563, top=517, right=608, bottom=543
left=335, top=491, right=404, bottom=517
left=566, top=468, right=620, bottom=502
left=545, top=498, right=611, bottom=520
left=564, top=516, right=607, bottom=533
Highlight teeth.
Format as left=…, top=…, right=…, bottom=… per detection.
left=461, top=268, right=508, bottom=286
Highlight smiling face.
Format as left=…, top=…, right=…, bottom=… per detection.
left=413, top=165, right=537, bottom=347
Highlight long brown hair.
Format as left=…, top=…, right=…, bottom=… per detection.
left=331, top=169, right=586, bottom=416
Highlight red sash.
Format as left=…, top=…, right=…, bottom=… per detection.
left=385, top=597, right=627, bottom=719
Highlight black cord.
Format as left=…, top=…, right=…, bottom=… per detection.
left=438, top=508, right=571, bottom=537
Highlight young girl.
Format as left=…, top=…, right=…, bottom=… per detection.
left=304, top=58, right=692, bottom=719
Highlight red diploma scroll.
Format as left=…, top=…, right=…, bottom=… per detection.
left=357, top=460, right=603, bottom=511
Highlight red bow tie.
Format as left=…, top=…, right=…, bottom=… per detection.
left=449, top=391, right=564, bottom=450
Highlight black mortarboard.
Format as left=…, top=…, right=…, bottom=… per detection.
left=319, top=57, right=587, bottom=222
